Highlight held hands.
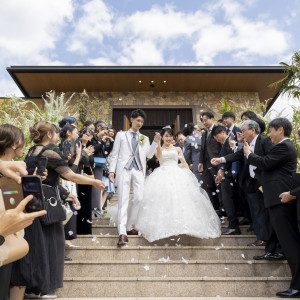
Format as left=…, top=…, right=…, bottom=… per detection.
left=0, top=195, right=47, bottom=238
left=243, top=140, right=252, bottom=157
left=109, top=172, right=115, bottom=183
left=211, top=158, right=222, bottom=166
left=279, top=191, right=296, bottom=203
left=154, top=132, right=161, bottom=143
left=215, top=169, right=225, bottom=184
left=0, top=161, right=28, bottom=184
left=93, top=179, right=106, bottom=190
left=198, top=163, right=204, bottom=172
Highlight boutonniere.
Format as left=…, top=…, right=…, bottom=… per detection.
left=139, top=135, right=145, bottom=144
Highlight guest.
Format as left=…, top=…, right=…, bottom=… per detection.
left=244, top=118, right=300, bottom=298
left=217, top=119, right=225, bottom=127
left=58, top=116, right=78, bottom=129
left=241, top=110, right=257, bottom=121
left=212, top=125, right=241, bottom=235
left=89, top=124, right=113, bottom=217
left=198, top=112, right=222, bottom=211
left=11, top=121, right=104, bottom=299
left=108, top=128, right=116, bottom=138
left=174, top=131, right=186, bottom=152
left=193, top=124, right=202, bottom=134
left=252, top=117, right=266, bottom=134
left=83, top=121, right=95, bottom=133
left=183, top=123, right=202, bottom=181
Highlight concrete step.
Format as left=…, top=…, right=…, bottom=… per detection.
left=65, top=245, right=265, bottom=261
left=58, top=276, right=290, bottom=297
left=74, top=234, right=257, bottom=247
left=91, top=225, right=253, bottom=235
left=56, top=298, right=280, bottom=300
left=64, top=260, right=290, bottom=278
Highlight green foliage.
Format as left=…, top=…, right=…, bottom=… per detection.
left=219, top=98, right=236, bottom=115
left=0, top=91, right=77, bottom=159
left=269, top=51, right=300, bottom=99
left=72, top=89, right=112, bottom=127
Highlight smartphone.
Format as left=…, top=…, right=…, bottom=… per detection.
left=0, top=176, right=23, bottom=210
left=22, top=175, right=45, bottom=212
left=230, top=132, right=235, bottom=139
left=37, top=157, right=48, bottom=176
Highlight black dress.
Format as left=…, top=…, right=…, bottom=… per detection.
left=11, top=144, right=72, bottom=295
left=60, top=140, right=90, bottom=240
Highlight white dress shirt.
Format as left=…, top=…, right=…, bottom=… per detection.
left=248, top=135, right=258, bottom=178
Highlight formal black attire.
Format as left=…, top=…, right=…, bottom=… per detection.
left=247, top=139, right=300, bottom=290
left=224, top=134, right=273, bottom=241
left=11, top=144, right=71, bottom=294
left=199, top=125, right=222, bottom=209
left=218, top=137, right=239, bottom=229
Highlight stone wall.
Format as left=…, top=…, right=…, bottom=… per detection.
left=65, top=91, right=260, bottom=126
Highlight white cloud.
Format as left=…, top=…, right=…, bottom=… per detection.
left=67, top=0, right=113, bottom=54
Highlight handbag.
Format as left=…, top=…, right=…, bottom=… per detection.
left=82, top=166, right=95, bottom=179
left=94, top=157, right=107, bottom=167
left=39, top=185, right=66, bottom=226
left=0, top=192, right=29, bottom=266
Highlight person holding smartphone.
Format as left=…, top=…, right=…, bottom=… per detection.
left=10, top=121, right=105, bottom=300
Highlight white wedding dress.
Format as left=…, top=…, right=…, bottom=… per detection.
left=135, top=149, right=221, bottom=242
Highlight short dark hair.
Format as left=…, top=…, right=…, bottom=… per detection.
left=58, top=116, right=78, bottom=128
left=211, top=125, right=227, bottom=137
left=241, top=110, right=257, bottom=120
left=175, top=130, right=183, bottom=138
left=182, top=123, right=194, bottom=137
left=222, top=112, right=235, bottom=120
left=268, top=118, right=292, bottom=137
left=60, top=124, right=77, bottom=139
left=200, top=112, right=214, bottom=120
left=217, top=119, right=224, bottom=123
left=252, top=117, right=266, bottom=133
left=131, top=109, right=147, bottom=121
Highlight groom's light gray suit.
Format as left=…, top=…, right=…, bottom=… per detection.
left=109, top=129, right=157, bottom=235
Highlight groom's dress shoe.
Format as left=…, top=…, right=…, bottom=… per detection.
left=247, top=240, right=267, bottom=247
left=127, top=229, right=138, bottom=235
left=253, top=252, right=286, bottom=261
left=222, top=227, right=241, bottom=235
left=117, top=235, right=128, bottom=247
left=276, top=288, right=300, bottom=298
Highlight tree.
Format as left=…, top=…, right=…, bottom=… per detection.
left=270, top=51, right=300, bottom=99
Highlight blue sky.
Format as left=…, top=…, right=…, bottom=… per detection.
left=0, top=0, right=300, bottom=114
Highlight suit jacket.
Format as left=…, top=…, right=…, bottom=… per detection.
left=247, top=139, right=297, bottom=208
left=218, top=137, right=235, bottom=178
left=199, top=125, right=222, bottom=167
left=109, top=130, right=157, bottom=184
left=184, top=132, right=202, bottom=173
left=224, top=134, right=274, bottom=192
left=228, top=125, right=242, bottom=141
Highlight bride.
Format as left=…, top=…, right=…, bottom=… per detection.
left=135, top=126, right=221, bottom=242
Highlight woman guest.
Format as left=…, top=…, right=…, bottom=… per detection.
left=89, top=124, right=113, bottom=217
left=11, top=121, right=104, bottom=299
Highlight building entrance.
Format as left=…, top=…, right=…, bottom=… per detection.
left=112, top=108, right=193, bottom=140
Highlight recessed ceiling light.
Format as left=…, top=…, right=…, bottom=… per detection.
left=138, top=80, right=142, bottom=83
left=163, top=80, right=167, bottom=83
left=151, top=80, right=154, bottom=83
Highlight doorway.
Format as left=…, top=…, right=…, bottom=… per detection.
left=112, top=108, right=193, bottom=140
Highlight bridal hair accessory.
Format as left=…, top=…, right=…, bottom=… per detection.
left=139, top=135, right=145, bottom=144
left=162, top=125, right=171, bottom=129
left=184, top=124, right=188, bottom=127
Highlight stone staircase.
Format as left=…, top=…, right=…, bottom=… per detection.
left=58, top=192, right=291, bottom=298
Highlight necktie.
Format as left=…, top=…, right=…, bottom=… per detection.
left=131, top=132, right=139, bottom=170
left=132, top=132, right=137, bottom=152
left=206, top=129, right=211, bottom=140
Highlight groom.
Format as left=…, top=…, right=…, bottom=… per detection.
left=109, top=109, right=160, bottom=246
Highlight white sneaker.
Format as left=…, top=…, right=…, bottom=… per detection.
left=38, top=295, right=57, bottom=299
left=24, top=293, right=40, bottom=299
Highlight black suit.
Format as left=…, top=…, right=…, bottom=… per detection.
left=199, top=125, right=222, bottom=209
left=219, top=137, right=239, bottom=228
left=247, top=139, right=300, bottom=290
left=225, top=134, right=274, bottom=241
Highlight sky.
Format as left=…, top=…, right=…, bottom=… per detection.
left=0, top=0, right=300, bottom=116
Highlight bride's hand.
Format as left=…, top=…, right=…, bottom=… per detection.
left=154, top=132, right=161, bottom=143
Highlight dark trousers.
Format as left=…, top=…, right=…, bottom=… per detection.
left=269, top=202, right=300, bottom=290
left=77, top=184, right=92, bottom=235
left=221, top=177, right=239, bottom=228
left=91, top=166, right=103, bottom=210
left=247, top=192, right=272, bottom=241
left=0, top=263, right=12, bottom=300
left=202, top=162, right=222, bottom=210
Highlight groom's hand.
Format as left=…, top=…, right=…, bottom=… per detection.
left=109, top=172, right=115, bottom=183
left=154, top=132, right=161, bottom=143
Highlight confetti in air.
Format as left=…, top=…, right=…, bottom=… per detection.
left=181, top=257, right=189, bottom=264
left=144, top=265, right=150, bottom=271
left=158, top=256, right=170, bottom=263
left=86, top=219, right=92, bottom=224
left=68, top=231, right=73, bottom=236
left=247, top=260, right=253, bottom=264
left=241, top=253, right=246, bottom=259
left=131, top=258, right=135, bottom=263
